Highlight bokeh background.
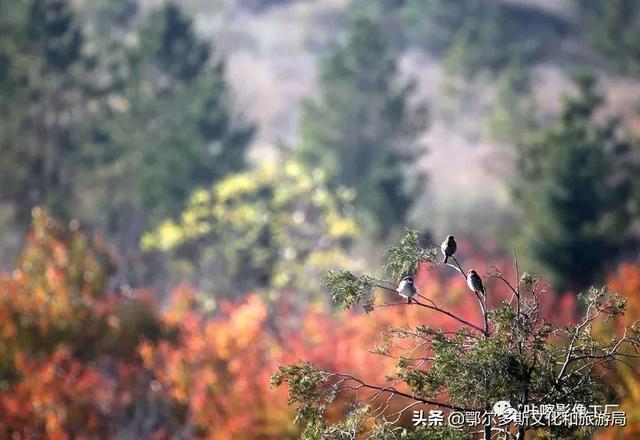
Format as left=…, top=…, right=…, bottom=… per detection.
left=1, top=0, right=640, bottom=438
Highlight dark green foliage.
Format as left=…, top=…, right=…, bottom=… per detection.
left=144, top=3, right=210, bottom=81
left=0, top=1, right=251, bottom=251
left=575, top=0, right=640, bottom=76
left=401, top=0, right=568, bottom=75
left=80, top=2, right=253, bottom=287
left=512, top=72, right=637, bottom=291
left=297, top=16, right=428, bottom=237
left=0, top=1, right=252, bottom=285
left=93, top=2, right=253, bottom=234
left=0, top=0, right=90, bottom=222
left=28, top=0, right=82, bottom=71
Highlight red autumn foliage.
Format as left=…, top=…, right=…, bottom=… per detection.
left=0, top=210, right=603, bottom=439
left=0, top=209, right=167, bottom=438
left=593, top=263, right=640, bottom=439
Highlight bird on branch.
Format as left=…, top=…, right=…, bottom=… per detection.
left=396, top=276, right=417, bottom=305
left=441, top=235, right=457, bottom=264
left=467, top=269, right=485, bottom=296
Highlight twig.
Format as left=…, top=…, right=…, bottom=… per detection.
left=513, top=249, right=521, bottom=317
left=372, top=280, right=400, bottom=294
left=556, top=303, right=598, bottom=382
left=329, top=371, right=475, bottom=412
left=443, top=255, right=467, bottom=280
left=377, top=295, right=485, bottom=333
left=411, top=298, right=485, bottom=334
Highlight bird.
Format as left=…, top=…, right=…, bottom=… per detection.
left=467, top=270, right=485, bottom=296
left=441, top=235, right=457, bottom=264
left=396, top=276, right=417, bottom=305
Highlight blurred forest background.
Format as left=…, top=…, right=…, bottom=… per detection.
left=1, top=0, right=640, bottom=438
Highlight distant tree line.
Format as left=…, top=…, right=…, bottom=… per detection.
left=2, top=0, right=640, bottom=296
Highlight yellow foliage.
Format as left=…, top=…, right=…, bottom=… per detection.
left=142, top=159, right=361, bottom=298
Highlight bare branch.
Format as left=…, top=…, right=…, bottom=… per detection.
left=411, top=298, right=485, bottom=334
left=556, top=301, right=610, bottom=383
left=513, top=249, right=521, bottom=316
left=375, top=294, right=485, bottom=333
left=328, top=371, right=476, bottom=412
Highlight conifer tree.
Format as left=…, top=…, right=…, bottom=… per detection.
left=92, top=2, right=254, bottom=235
left=297, top=15, right=428, bottom=237
left=400, top=0, right=567, bottom=76
left=511, top=72, right=636, bottom=291
left=273, top=229, right=640, bottom=439
left=84, top=3, right=254, bottom=285
left=487, top=62, right=541, bottom=144
left=0, top=0, right=90, bottom=222
left=575, top=0, right=640, bottom=76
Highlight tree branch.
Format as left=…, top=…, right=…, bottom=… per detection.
left=411, top=298, right=485, bottom=334
left=328, top=371, right=475, bottom=412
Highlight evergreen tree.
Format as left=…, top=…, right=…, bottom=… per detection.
left=487, top=61, right=542, bottom=144
left=85, top=3, right=253, bottom=284
left=91, top=2, right=253, bottom=234
left=512, top=72, right=637, bottom=291
left=575, top=0, right=640, bottom=76
left=400, top=0, right=568, bottom=76
left=0, top=1, right=253, bottom=284
left=297, top=16, right=428, bottom=237
left=273, top=229, right=640, bottom=439
left=0, top=0, right=90, bottom=222
left=81, top=0, right=138, bottom=34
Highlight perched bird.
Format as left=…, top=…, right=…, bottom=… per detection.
left=467, top=270, right=485, bottom=296
left=441, top=235, right=457, bottom=264
left=396, top=276, right=417, bottom=305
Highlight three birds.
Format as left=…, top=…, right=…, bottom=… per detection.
left=395, top=235, right=485, bottom=303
